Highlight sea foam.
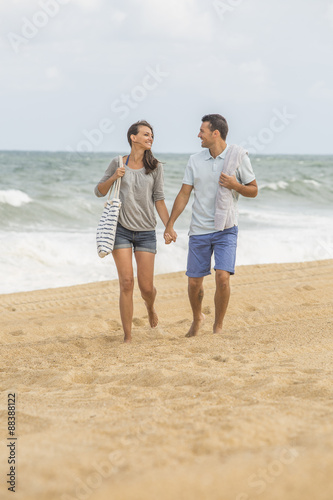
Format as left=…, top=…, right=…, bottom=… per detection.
left=0, top=151, right=332, bottom=294
left=0, top=189, right=32, bottom=207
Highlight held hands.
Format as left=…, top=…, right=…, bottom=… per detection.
left=164, top=233, right=173, bottom=244
left=164, top=226, right=177, bottom=245
left=219, top=173, right=239, bottom=190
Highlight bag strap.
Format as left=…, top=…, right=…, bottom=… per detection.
left=107, top=155, right=123, bottom=200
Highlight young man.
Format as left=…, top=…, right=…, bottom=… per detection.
left=164, top=114, right=258, bottom=337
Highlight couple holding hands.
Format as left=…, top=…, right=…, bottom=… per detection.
left=95, top=115, right=258, bottom=343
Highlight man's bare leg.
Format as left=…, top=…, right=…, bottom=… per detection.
left=213, top=270, right=231, bottom=334
left=186, top=277, right=205, bottom=337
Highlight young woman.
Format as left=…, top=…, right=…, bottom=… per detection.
left=94, top=120, right=172, bottom=343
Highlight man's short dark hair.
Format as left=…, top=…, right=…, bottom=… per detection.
left=202, top=114, right=228, bottom=140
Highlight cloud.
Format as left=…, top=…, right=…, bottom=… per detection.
left=224, top=33, right=254, bottom=51
left=1, top=0, right=333, bottom=153
left=0, top=0, right=102, bottom=14
left=70, top=0, right=103, bottom=11
left=307, top=80, right=333, bottom=100
left=327, top=3, right=333, bottom=28
left=111, top=10, right=127, bottom=23
left=127, top=0, right=214, bottom=42
left=239, top=59, right=270, bottom=86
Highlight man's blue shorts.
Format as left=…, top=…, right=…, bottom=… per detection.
left=186, top=226, right=238, bottom=278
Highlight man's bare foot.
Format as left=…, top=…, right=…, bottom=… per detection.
left=185, top=314, right=205, bottom=337
left=145, top=303, right=159, bottom=328
left=213, top=323, right=223, bottom=334
left=124, top=335, right=132, bottom=343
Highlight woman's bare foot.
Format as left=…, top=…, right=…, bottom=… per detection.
left=144, top=287, right=158, bottom=328
left=124, top=334, right=132, bottom=343
left=146, top=305, right=158, bottom=328
left=185, top=313, right=205, bottom=337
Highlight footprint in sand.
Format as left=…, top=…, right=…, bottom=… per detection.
left=295, top=285, right=316, bottom=292
left=212, top=355, right=228, bottom=363
left=106, top=320, right=122, bottom=330
left=177, top=319, right=190, bottom=325
left=73, top=339, right=86, bottom=349
left=9, top=330, right=25, bottom=336
left=303, top=285, right=315, bottom=291
left=133, top=317, right=145, bottom=326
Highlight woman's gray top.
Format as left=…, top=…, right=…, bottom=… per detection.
left=95, top=156, right=165, bottom=231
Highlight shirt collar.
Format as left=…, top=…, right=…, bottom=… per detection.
left=204, top=144, right=229, bottom=160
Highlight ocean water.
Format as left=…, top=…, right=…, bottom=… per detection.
left=0, top=151, right=332, bottom=294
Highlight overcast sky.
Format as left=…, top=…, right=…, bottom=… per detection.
left=1, top=0, right=333, bottom=154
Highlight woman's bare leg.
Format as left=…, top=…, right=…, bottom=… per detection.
left=135, top=251, right=158, bottom=328
left=112, top=248, right=134, bottom=342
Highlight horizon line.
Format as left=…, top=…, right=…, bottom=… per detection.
left=0, top=149, right=332, bottom=157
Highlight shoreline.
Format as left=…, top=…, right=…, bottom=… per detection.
left=0, top=258, right=331, bottom=298
left=1, top=258, right=332, bottom=500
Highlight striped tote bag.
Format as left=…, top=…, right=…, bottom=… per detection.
left=96, top=156, right=122, bottom=258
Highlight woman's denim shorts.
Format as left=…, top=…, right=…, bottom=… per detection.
left=113, top=223, right=157, bottom=254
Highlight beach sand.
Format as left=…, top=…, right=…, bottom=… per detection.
left=1, top=259, right=332, bottom=500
